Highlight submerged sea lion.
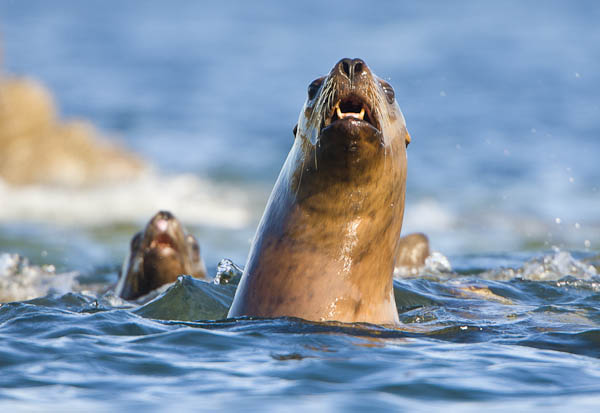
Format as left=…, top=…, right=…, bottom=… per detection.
left=115, top=210, right=207, bottom=300
left=395, top=233, right=430, bottom=269
left=228, top=58, right=412, bottom=325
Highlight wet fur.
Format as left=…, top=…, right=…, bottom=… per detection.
left=116, top=212, right=207, bottom=300
left=229, top=59, right=410, bottom=325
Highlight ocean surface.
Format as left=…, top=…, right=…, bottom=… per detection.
left=1, top=1, right=599, bottom=411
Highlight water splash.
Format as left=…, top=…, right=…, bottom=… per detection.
left=0, top=253, right=78, bottom=302
left=213, top=258, right=243, bottom=286
left=480, top=249, right=598, bottom=281
left=394, top=251, right=452, bottom=278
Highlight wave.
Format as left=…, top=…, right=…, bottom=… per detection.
left=3, top=247, right=598, bottom=306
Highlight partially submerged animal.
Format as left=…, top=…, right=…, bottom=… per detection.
left=229, top=58, right=417, bottom=325
left=116, top=211, right=207, bottom=300
left=395, top=233, right=430, bottom=271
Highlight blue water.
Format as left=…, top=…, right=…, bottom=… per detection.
left=1, top=1, right=600, bottom=411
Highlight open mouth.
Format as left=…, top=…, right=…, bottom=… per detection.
left=150, top=233, right=176, bottom=250
left=323, top=94, right=378, bottom=131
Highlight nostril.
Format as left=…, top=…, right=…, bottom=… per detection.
left=354, top=61, right=363, bottom=75
left=338, top=58, right=366, bottom=81
left=341, top=60, right=351, bottom=78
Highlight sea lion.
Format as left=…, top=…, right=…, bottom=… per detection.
left=228, top=58, right=411, bottom=325
left=395, top=233, right=430, bottom=270
left=115, top=210, right=207, bottom=300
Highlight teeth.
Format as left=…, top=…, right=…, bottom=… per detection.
left=335, top=102, right=365, bottom=120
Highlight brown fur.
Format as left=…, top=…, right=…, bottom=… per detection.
left=396, top=233, right=430, bottom=269
left=229, top=59, right=411, bottom=325
left=116, top=211, right=207, bottom=300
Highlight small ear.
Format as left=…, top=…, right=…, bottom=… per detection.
left=405, top=132, right=411, bottom=147
left=292, top=124, right=298, bottom=137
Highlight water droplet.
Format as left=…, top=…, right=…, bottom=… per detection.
left=440, top=90, right=446, bottom=97
left=213, top=258, right=244, bottom=285
left=574, top=222, right=580, bottom=229
left=555, top=217, right=561, bottom=224
left=569, top=177, right=575, bottom=183
left=584, top=240, right=591, bottom=249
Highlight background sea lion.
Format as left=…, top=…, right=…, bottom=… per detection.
left=115, top=210, right=207, bottom=300
left=228, top=58, right=412, bottom=325
left=395, top=233, right=430, bottom=270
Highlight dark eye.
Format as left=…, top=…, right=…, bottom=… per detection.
left=380, top=81, right=395, bottom=104
left=308, top=77, right=324, bottom=100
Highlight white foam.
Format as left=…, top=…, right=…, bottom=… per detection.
left=481, top=249, right=598, bottom=282
left=0, top=171, right=250, bottom=229
left=520, top=249, right=598, bottom=281
left=394, top=251, right=452, bottom=278
left=0, top=253, right=79, bottom=302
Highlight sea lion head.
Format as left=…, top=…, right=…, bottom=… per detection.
left=116, top=210, right=207, bottom=300
left=294, top=58, right=409, bottom=178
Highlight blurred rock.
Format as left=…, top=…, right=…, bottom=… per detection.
left=0, top=76, right=146, bottom=187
